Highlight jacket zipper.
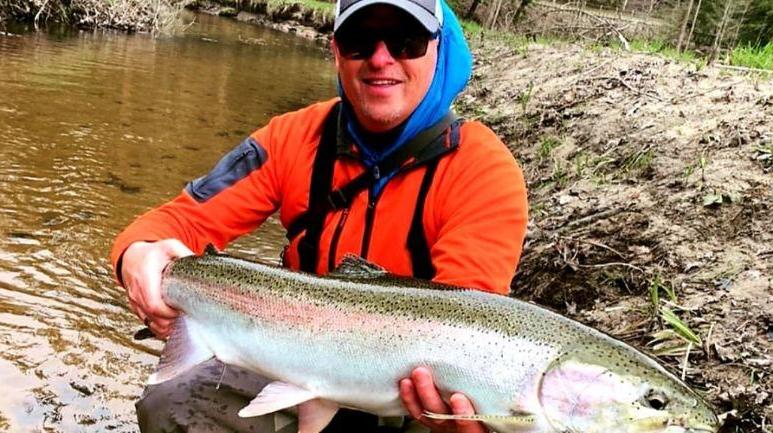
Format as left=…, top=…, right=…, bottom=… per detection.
left=360, top=197, right=379, bottom=259
left=327, top=208, right=349, bottom=272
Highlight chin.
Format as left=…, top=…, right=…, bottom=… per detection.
left=358, top=107, right=406, bottom=132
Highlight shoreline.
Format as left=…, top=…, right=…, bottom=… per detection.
left=192, top=0, right=332, bottom=43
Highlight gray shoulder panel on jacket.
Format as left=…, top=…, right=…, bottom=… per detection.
left=186, top=137, right=268, bottom=203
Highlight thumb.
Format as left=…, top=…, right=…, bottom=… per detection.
left=165, top=239, right=195, bottom=258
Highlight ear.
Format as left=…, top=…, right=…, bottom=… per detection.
left=330, top=38, right=341, bottom=70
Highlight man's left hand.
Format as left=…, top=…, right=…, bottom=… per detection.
left=399, top=367, right=487, bottom=433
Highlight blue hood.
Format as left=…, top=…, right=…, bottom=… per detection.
left=339, top=0, right=473, bottom=196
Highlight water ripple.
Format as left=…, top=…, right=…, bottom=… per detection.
left=0, top=12, right=335, bottom=432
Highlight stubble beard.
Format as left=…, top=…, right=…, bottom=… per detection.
left=356, top=99, right=405, bottom=132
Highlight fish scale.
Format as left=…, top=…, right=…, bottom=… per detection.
left=149, top=252, right=720, bottom=433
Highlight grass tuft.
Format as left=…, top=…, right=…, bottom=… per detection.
left=731, top=42, right=773, bottom=71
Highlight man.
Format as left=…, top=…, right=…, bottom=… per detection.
left=111, top=0, right=528, bottom=431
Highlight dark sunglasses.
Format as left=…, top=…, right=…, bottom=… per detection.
left=335, top=27, right=438, bottom=60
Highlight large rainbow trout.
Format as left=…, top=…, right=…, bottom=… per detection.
left=149, top=252, right=719, bottom=433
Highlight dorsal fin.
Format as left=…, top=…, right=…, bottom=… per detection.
left=328, top=254, right=388, bottom=279
left=203, top=244, right=220, bottom=256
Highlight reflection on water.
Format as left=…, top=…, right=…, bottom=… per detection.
left=0, top=13, right=336, bottom=432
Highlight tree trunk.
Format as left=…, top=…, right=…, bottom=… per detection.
left=486, top=0, right=505, bottom=29
left=728, top=0, right=750, bottom=51
left=709, top=0, right=733, bottom=64
left=465, top=0, right=482, bottom=19
left=572, top=0, right=586, bottom=29
left=685, top=0, right=702, bottom=52
left=676, top=0, right=695, bottom=53
left=512, top=0, right=531, bottom=23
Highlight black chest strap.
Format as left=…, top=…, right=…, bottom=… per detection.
left=296, top=103, right=340, bottom=273
left=408, top=157, right=440, bottom=280
left=291, top=102, right=458, bottom=276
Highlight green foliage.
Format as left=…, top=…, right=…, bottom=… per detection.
left=538, top=135, right=562, bottom=160
left=754, top=141, right=773, bottom=167
left=460, top=19, right=483, bottom=36
left=517, top=81, right=534, bottom=111
left=649, top=274, right=677, bottom=309
left=687, top=0, right=773, bottom=48
left=731, top=41, right=773, bottom=69
left=737, top=0, right=773, bottom=46
left=660, top=307, right=703, bottom=346
left=630, top=38, right=695, bottom=59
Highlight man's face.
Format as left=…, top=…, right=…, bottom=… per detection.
left=332, top=5, right=438, bottom=133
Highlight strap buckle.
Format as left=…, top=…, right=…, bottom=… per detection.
left=327, top=188, right=350, bottom=210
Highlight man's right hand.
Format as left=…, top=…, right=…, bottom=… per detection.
left=121, top=239, right=194, bottom=338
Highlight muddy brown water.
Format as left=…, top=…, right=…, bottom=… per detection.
left=0, top=13, right=336, bottom=431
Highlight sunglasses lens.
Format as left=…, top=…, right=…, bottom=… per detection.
left=336, top=34, right=375, bottom=59
left=336, top=29, right=434, bottom=60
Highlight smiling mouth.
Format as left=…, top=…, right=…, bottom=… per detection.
left=363, top=79, right=401, bottom=86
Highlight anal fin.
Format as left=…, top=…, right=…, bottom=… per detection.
left=239, top=381, right=317, bottom=418
left=148, top=317, right=213, bottom=385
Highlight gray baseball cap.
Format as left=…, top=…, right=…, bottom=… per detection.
left=334, top=0, right=443, bottom=33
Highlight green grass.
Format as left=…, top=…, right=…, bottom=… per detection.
left=660, top=307, right=702, bottom=346
left=648, top=274, right=676, bottom=310
left=461, top=20, right=560, bottom=54
left=731, top=42, right=773, bottom=71
left=460, top=19, right=483, bottom=36
left=284, top=0, right=333, bottom=14
left=538, top=135, right=562, bottom=160
left=614, top=38, right=700, bottom=64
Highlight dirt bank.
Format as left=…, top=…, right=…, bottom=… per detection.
left=459, top=38, right=772, bottom=431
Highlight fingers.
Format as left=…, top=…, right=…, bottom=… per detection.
left=121, top=239, right=189, bottom=337
left=411, top=367, right=447, bottom=414
left=139, top=269, right=177, bottom=319
left=449, top=394, right=487, bottom=433
left=147, top=317, right=174, bottom=338
left=399, top=378, right=424, bottom=421
left=399, top=367, right=489, bottom=433
left=400, top=368, right=454, bottom=433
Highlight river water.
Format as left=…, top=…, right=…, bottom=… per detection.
left=0, top=13, right=336, bottom=432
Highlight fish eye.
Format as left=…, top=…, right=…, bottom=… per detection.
left=643, top=389, right=670, bottom=410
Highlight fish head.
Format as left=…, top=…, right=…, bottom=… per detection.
left=536, top=350, right=719, bottom=433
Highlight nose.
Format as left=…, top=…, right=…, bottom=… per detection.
left=367, top=40, right=395, bottom=68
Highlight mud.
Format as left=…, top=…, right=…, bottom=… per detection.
left=458, top=38, right=772, bottom=431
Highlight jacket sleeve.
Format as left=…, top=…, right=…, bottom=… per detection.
left=109, top=130, right=283, bottom=283
left=428, top=122, right=528, bottom=295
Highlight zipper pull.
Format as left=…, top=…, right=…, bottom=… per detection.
left=372, top=165, right=380, bottom=180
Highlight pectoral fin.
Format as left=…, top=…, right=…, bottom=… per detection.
left=148, top=317, right=214, bottom=385
left=298, top=399, right=339, bottom=433
left=423, top=411, right=536, bottom=427
left=238, top=381, right=317, bottom=418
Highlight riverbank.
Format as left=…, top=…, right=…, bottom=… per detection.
left=197, top=2, right=773, bottom=431
left=464, top=40, right=772, bottom=432
left=0, top=0, right=189, bottom=33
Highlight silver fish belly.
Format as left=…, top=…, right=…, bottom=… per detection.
left=146, top=253, right=720, bottom=433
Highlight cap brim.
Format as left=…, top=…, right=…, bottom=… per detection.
left=334, top=0, right=440, bottom=33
